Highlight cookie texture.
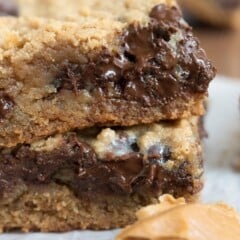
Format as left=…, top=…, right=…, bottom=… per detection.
left=0, top=0, right=215, bottom=147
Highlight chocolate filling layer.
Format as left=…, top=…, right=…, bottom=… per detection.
left=54, top=4, right=215, bottom=107
left=0, top=133, right=201, bottom=202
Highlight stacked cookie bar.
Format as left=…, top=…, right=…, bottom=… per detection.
left=0, top=0, right=215, bottom=231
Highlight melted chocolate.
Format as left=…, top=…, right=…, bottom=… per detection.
left=148, top=144, right=171, bottom=164
left=0, top=4, right=205, bottom=201
left=0, top=0, right=18, bottom=16
left=0, top=133, right=200, bottom=201
left=0, top=91, right=14, bottom=120
left=55, top=4, right=216, bottom=107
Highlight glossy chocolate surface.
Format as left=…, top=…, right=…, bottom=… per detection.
left=0, top=133, right=201, bottom=201
left=55, top=4, right=216, bottom=107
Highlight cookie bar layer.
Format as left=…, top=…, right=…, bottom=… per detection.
left=0, top=118, right=203, bottom=231
left=0, top=1, right=215, bottom=147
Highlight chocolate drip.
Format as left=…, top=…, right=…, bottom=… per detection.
left=54, top=4, right=215, bottom=107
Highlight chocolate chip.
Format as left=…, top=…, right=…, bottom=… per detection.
left=149, top=4, right=182, bottom=23
left=130, top=142, right=140, bottom=152
left=0, top=91, right=14, bottom=120
left=54, top=64, right=82, bottom=93
left=71, top=137, right=98, bottom=169
left=148, top=144, right=171, bottom=164
left=123, top=51, right=136, bottom=63
left=24, top=201, right=38, bottom=209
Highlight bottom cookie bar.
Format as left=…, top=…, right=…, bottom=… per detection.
left=0, top=184, right=201, bottom=232
left=0, top=118, right=203, bottom=231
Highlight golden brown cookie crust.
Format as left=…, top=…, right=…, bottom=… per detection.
left=0, top=1, right=215, bottom=147
left=0, top=184, right=200, bottom=232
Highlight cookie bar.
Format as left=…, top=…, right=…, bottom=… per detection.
left=0, top=0, right=215, bottom=147
left=178, top=0, right=240, bottom=29
left=0, top=117, right=203, bottom=231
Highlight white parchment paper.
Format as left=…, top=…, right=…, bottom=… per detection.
left=0, top=76, right=240, bottom=240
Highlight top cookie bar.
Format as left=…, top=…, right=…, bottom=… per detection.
left=0, top=0, right=215, bottom=147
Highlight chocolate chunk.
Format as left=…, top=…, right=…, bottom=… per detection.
left=0, top=91, right=14, bottom=120
left=147, top=144, right=171, bottom=164
left=53, top=64, right=82, bottom=93
left=54, top=4, right=215, bottom=107
left=130, top=142, right=140, bottom=152
left=150, top=4, right=181, bottom=23
left=0, top=0, right=18, bottom=16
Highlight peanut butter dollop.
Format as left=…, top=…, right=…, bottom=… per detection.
left=116, top=194, right=240, bottom=240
